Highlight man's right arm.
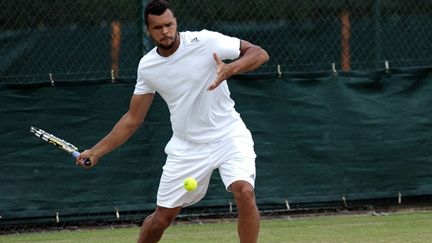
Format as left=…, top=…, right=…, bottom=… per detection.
left=77, top=93, right=155, bottom=167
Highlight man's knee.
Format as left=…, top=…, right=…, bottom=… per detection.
left=231, top=181, right=256, bottom=204
left=146, top=207, right=179, bottom=230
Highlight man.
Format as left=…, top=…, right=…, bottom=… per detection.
left=76, top=0, right=269, bottom=242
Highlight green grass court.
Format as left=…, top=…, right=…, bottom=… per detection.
left=2, top=210, right=432, bottom=242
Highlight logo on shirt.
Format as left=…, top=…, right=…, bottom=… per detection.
left=191, top=37, right=199, bottom=43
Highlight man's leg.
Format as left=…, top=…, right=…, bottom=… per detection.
left=137, top=206, right=182, bottom=243
left=230, top=181, right=260, bottom=243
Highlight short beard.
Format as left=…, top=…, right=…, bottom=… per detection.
left=157, top=33, right=177, bottom=50
left=158, top=41, right=174, bottom=50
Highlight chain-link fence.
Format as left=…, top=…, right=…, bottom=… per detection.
left=1, top=0, right=432, bottom=83
left=0, top=0, right=143, bottom=84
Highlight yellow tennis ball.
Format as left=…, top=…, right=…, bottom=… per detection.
left=184, top=177, right=198, bottom=191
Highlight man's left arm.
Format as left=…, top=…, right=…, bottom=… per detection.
left=207, top=40, right=269, bottom=91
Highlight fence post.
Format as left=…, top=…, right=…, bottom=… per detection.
left=340, top=9, right=351, bottom=71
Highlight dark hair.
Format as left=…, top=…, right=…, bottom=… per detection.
left=144, top=0, right=175, bottom=27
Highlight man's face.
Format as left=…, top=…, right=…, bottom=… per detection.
left=147, top=9, right=177, bottom=50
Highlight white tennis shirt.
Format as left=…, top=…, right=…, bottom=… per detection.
left=134, top=30, right=245, bottom=143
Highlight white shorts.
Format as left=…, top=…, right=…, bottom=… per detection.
left=157, top=122, right=256, bottom=208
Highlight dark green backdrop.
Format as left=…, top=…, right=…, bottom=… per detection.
left=1, top=67, right=431, bottom=224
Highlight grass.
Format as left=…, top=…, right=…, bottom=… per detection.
left=1, top=210, right=432, bottom=242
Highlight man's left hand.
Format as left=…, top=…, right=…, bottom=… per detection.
left=207, top=53, right=233, bottom=91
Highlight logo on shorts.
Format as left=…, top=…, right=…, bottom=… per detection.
left=250, top=174, right=255, bottom=180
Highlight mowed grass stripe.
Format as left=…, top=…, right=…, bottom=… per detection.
left=1, top=211, right=431, bottom=243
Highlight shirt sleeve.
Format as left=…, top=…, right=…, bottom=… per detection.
left=134, top=61, right=156, bottom=95
left=201, top=30, right=241, bottom=61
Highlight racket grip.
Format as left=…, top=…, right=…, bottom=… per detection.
left=72, top=151, right=92, bottom=166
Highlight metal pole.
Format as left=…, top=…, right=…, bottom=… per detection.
left=111, top=20, right=121, bottom=79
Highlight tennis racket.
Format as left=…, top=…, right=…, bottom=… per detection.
left=30, top=126, right=91, bottom=166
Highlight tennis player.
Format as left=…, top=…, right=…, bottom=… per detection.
left=77, top=0, right=269, bottom=242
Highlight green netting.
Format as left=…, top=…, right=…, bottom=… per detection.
left=1, top=0, right=432, bottom=226
left=1, top=67, right=431, bottom=224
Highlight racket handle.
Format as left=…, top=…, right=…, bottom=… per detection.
left=72, top=151, right=92, bottom=166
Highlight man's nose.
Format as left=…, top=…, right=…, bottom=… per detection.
left=162, top=27, right=168, bottom=35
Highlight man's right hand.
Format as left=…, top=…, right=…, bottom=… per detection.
left=76, top=149, right=98, bottom=168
